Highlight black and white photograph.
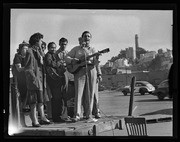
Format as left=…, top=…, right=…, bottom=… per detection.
left=3, top=3, right=178, bottom=138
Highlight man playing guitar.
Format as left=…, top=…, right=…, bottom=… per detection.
left=65, top=31, right=103, bottom=123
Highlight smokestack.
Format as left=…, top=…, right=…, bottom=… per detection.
left=134, top=34, right=139, bottom=59
left=135, top=34, right=139, bottom=49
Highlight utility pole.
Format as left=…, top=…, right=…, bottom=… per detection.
left=128, top=76, right=136, bottom=116
left=125, top=66, right=127, bottom=86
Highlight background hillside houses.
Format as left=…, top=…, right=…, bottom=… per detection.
left=100, top=35, right=173, bottom=89
left=101, top=48, right=172, bottom=73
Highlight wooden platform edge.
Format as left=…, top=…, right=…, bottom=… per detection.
left=13, top=118, right=124, bottom=136
left=93, top=119, right=124, bottom=136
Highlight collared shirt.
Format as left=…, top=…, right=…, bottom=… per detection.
left=56, top=49, right=67, bottom=59
left=65, top=45, right=94, bottom=63
left=65, top=45, right=102, bottom=75
left=56, top=48, right=74, bottom=81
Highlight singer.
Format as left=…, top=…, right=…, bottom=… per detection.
left=65, top=31, right=102, bottom=122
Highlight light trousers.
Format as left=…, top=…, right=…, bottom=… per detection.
left=74, top=67, right=97, bottom=118
left=92, top=82, right=100, bottom=115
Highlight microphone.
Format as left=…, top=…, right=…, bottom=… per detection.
left=81, top=42, right=86, bottom=48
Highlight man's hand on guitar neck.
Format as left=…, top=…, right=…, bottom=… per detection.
left=95, top=52, right=102, bottom=60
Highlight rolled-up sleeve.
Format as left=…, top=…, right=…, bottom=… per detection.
left=91, top=47, right=102, bottom=75
left=65, top=47, right=76, bottom=64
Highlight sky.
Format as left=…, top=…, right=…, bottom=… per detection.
left=10, top=9, right=173, bottom=65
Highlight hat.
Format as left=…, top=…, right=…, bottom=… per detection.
left=17, top=41, right=29, bottom=53
left=19, top=40, right=29, bottom=47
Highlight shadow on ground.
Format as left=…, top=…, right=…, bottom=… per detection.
left=139, top=108, right=173, bottom=116
left=135, top=98, right=172, bottom=102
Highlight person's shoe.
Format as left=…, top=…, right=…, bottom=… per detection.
left=61, top=116, right=72, bottom=122
left=94, top=113, right=101, bottom=119
left=71, top=116, right=80, bottom=122
left=39, top=120, right=51, bottom=125
left=32, top=122, right=41, bottom=127
left=86, top=117, right=98, bottom=123
left=39, top=117, right=51, bottom=124
left=82, top=116, right=88, bottom=120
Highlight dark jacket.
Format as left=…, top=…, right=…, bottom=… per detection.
left=24, top=46, right=43, bottom=91
left=44, top=52, right=66, bottom=77
left=12, top=53, right=26, bottom=82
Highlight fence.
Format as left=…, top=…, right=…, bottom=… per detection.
left=101, top=69, right=169, bottom=89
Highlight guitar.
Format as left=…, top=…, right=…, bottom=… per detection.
left=67, top=48, right=110, bottom=74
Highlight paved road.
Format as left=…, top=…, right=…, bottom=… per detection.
left=98, top=90, right=172, bottom=117
left=97, top=90, right=173, bottom=136
left=97, top=122, right=172, bottom=136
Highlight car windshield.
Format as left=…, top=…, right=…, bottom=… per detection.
left=146, top=84, right=153, bottom=88
left=125, top=81, right=153, bottom=88
left=139, top=81, right=148, bottom=84
left=159, top=80, right=168, bottom=87
left=136, top=81, right=149, bottom=85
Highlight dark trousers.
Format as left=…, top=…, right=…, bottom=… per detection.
left=66, top=81, right=75, bottom=118
left=47, top=76, right=66, bottom=122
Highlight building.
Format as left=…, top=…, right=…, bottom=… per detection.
left=158, top=48, right=164, bottom=54
left=164, top=49, right=172, bottom=58
left=126, top=47, right=134, bottom=60
left=161, top=49, right=173, bottom=70
left=112, top=58, right=130, bottom=69
left=139, top=51, right=157, bottom=64
left=104, top=61, right=113, bottom=68
left=161, top=60, right=173, bottom=70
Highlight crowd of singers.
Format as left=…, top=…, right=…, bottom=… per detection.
left=12, top=31, right=102, bottom=127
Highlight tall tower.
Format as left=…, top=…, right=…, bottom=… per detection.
left=134, top=34, right=139, bottom=59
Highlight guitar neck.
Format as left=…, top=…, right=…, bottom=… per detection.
left=86, top=53, right=99, bottom=60
left=78, top=48, right=109, bottom=63
left=80, top=52, right=100, bottom=63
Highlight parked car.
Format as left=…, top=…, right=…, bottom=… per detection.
left=122, top=81, right=155, bottom=96
left=152, top=80, right=169, bottom=100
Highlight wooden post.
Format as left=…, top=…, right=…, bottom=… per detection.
left=125, top=66, right=127, bottom=86
left=10, top=77, right=21, bottom=128
left=128, top=76, right=136, bottom=116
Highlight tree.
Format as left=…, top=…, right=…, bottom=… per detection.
left=136, top=47, right=148, bottom=59
left=132, top=58, right=139, bottom=65
left=109, top=49, right=126, bottom=62
left=148, top=55, right=162, bottom=71
left=118, top=49, right=126, bottom=58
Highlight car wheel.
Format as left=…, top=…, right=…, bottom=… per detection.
left=157, top=92, right=165, bottom=100
left=139, top=88, right=148, bottom=95
left=140, top=92, right=145, bottom=95
left=139, top=90, right=145, bottom=95
left=123, top=92, right=127, bottom=96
